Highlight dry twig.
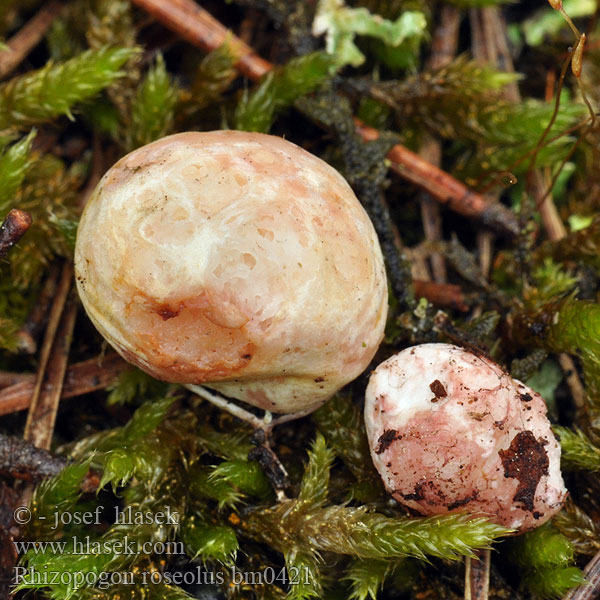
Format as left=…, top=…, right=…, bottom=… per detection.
left=22, top=262, right=74, bottom=449
left=465, top=549, right=491, bottom=600
left=0, top=209, right=32, bottom=260
left=414, top=279, right=469, bottom=312
left=15, top=263, right=61, bottom=354
left=419, top=4, right=461, bottom=283
left=0, top=434, right=67, bottom=482
left=23, top=138, right=104, bottom=449
left=0, top=353, right=130, bottom=416
left=0, top=0, right=64, bottom=79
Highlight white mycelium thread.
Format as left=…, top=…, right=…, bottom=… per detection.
left=75, top=131, right=388, bottom=414
left=365, top=343, right=566, bottom=531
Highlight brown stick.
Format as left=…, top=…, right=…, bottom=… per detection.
left=130, top=0, right=271, bottom=80
left=15, top=262, right=61, bottom=354
left=418, top=4, right=460, bottom=284
left=414, top=279, right=469, bottom=312
left=0, top=0, right=64, bottom=79
left=0, top=209, right=32, bottom=260
left=0, top=371, right=34, bottom=389
left=470, top=7, right=520, bottom=285
left=23, top=263, right=73, bottom=449
left=354, top=120, right=518, bottom=236
left=22, top=136, right=105, bottom=448
left=465, top=549, right=491, bottom=600
left=0, top=434, right=67, bottom=482
left=536, top=71, right=567, bottom=243
left=558, top=354, right=586, bottom=410
left=130, top=0, right=519, bottom=238
left=0, top=354, right=130, bottom=416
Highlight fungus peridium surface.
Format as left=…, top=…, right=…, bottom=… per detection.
left=364, top=343, right=566, bottom=531
left=75, top=131, right=388, bottom=415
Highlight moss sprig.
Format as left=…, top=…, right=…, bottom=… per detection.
left=555, top=426, right=600, bottom=471
left=0, top=46, right=139, bottom=132
left=125, top=53, right=179, bottom=151
left=553, top=500, right=600, bottom=557
left=312, top=394, right=382, bottom=495
left=507, top=524, right=585, bottom=599
left=181, top=515, right=239, bottom=564
left=345, top=558, right=396, bottom=600
left=535, top=215, right=600, bottom=272
left=515, top=299, right=600, bottom=422
left=105, top=367, right=169, bottom=407
left=0, top=130, right=36, bottom=209
left=242, top=434, right=509, bottom=562
left=8, top=154, right=84, bottom=286
left=353, top=55, right=519, bottom=139
left=235, top=51, right=337, bottom=133
left=208, top=460, right=272, bottom=500
left=178, top=43, right=238, bottom=122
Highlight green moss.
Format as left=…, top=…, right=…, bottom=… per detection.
left=235, top=51, right=337, bottom=132
left=0, top=46, right=139, bottom=131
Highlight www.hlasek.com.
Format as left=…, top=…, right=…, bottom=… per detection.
left=13, top=537, right=184, bottom=556
left=13, top=565, right=313, bottom=590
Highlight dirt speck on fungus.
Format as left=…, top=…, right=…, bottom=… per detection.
left=375, top=429, right=402, bottom=454
left=498, top=430, right=549, bottom=512
left=155, top=305, right=181, bottom=321
left=429, top=379, right=447, bottom=400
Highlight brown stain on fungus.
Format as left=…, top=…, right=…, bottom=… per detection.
left=429, top=379, right=447, bottom=402
left=447, top=491, right=479, bottom=511
left=400, top=480, right=446, bottom=504
left=156, top=305, right=181, bottom=320
left=400, top=480, right=426, bottom=502
left=375, top=429, right=402, bottom=454
left=498, top=430, right=549, bottom=512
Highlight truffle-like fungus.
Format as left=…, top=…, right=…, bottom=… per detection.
left=364, top=343, right=566, bottom=531
left=75, top=131, right=388, bottom=415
